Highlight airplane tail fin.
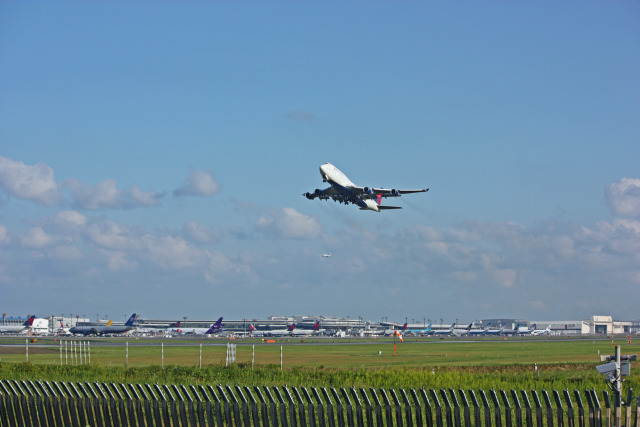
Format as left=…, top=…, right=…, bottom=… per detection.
left=288, top=324, right=295, bottom=332
left=24, top=315, right=36, bottom=326
left=402, top=323, right=407, bottom=331
left=124, top=314, right=137, bottom=327
left=314, top=322, right=320, bottom=331
left=213, top=317, right=223, bottom=329
left=106, top=320, right=113, bottom=326
left=250, top=324, right=255, bottom=332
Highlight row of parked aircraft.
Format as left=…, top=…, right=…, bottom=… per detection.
left=0, top=314, right=227, bottom=337
left=395, top=322, right=552, bottom=337
left=249, top=322, right=325, bottom=337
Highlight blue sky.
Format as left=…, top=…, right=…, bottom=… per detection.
left=1, top=1, right=638, bottom=323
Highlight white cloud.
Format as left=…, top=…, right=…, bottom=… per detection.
left=173, top=169, right=219, bottom=197
left=0, top=225, right=9, bottom=245
left=54, top=210, right=87, bottom=231
left=21, top=227, right=53, bottom=248
left=606, top=178, right=640, bottom=217
left=64, top=179, right=163, bottom=209
left=0, top=155, right=61, bottom=205
left=182, top=220, right=218, bottom=243
left=255, top=207, right=321, bottom=239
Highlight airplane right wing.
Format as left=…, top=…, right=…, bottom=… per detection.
left=303, top=187, right=337, bottom=200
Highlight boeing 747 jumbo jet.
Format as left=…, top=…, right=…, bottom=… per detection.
left=303, top=163, right=428, bottom=212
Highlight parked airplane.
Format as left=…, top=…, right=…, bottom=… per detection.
left=303, top=163, right=428, bottom=212
left=69, top=313, right=137, bottom=336
left=502, top=324, right=522, bottom=335
left=404, top=323, right=433, bottom=336
left=0, top=315, right=36, bottom=333
left=531, top=324, right=551, bottom=336
left=430, top=323, right=457, bottom=336
left=483, top=324, right=505, bottom=336
left=180, top=317, right=224, bottom=335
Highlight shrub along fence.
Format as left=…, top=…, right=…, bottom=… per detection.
left=0, top=379, right=638, bottom=427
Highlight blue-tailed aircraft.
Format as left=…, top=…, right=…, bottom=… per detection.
left=70, top=313, right=137, bottom=336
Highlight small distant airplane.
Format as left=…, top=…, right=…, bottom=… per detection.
left=303, top=163, right=428, bottom=212
left=404, top=322, right=433, bottom=336
left=69, top=313, right=137, bottom=336
left=321, top=253, right=332, bottom=258
left=531, top=324, right=551, bottom=336
left=0, top=315, right=36, bottom=333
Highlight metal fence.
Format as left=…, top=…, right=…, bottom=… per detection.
left=1, top=379, right=638, bottom=427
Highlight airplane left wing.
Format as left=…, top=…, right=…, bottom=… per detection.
left=349, top=186, right=428, bottom=198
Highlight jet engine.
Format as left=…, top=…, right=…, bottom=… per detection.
left=391, top=189, right=399, bottom=196
left=363, top=187, right=372, bottom=194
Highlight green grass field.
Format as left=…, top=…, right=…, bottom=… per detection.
left=1, top=335, right=638, bottom=392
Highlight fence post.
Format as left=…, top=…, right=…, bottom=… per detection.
left=274, top=386, right=290, bottom=427
left=304, top=387, right=318, bottom=427
left=542, top=390, right=554, bottom=427
left=137, top=384, right=155, bottom=427
left=322, top=387, right=335, bottom=427
left=351, top=387, right=364, bottom=427
left=217, top=385, right=235, bottom=427
left=284, top=386, right=299, bottom=427
left=592, top=390, right=602, bottom=427
left=171, top=384, right=188, bottom=427
left=0, top=380, right=19, bottom=427
left=340, top=388, right=354, bottom=427
left=293, top=387, right=308, bottom=427
left=313, top=387, right=327, bottom=427
left=521, top=390, right=534, bottom=427
left=449, top=388, right=462, bottom=427
left=44, top=380, right=65, bottom=427
left=458, top=389, right=471, bottom=427
left=197, top=385, right=214, bottom=427
left=501, top=389, right=512, bottom=427
left=390, top=388, right=405, bottom=427
left=511, top=390, right=523, bottom=427
left=62, top=382, right=87, bottom=427
left=370, top=388, right=384, bottom=427
left=532, top=390, right=544, bottom=427
left=94, top=383, right=112, bottom=427
left=421, top=388, right=434, bottom=427
left=411, top=389, right=424, bottom=427
left=128, top=383, right=146, bottom=427
left=439, top=388, right=453, bottom=427
left=400, top=388, right=414, bottom=427
left=244, top=386, right=261, bottom=427
left=380, top=389, right=394, bottom=427
left=360, top=388, right=374, bottom=427
left=265, top=386, right=281, bottom=427
left=603, top=391, right=612, bottom=427
left=573, top=390, right=584, bottom=427
left=331, top=387, right=345, bottom=427
left=145, top=383, right=162, bottom=427
left=585, top=389, right=595, bottom=427
left=53, top=381, right=73, bottom=427
left=554, top=390, right=565, bottom=427
left=479, top=389, right=492, bottom=427
left=155, top=383, right=170, bottom=427
left=84, top=382, right=105, bottom=427
left=430, top=389, right=443, bottom=427
left=236, top=385, right=254, bottom=427
left=255, top=386, right=271, bottom=427
left=18, top=380, right=36, bottom=427
left=208, top=384, right=224, bottom=427
left=163, top=383, right=180, bottom=427
left=490, top=389, right=502, bottom=427
left=624, top=388, right=633, bottom=427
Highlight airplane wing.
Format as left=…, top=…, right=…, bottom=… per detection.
left=365, top=187, right=429, bottom=198
left=302, top=186, right=338, bottom=200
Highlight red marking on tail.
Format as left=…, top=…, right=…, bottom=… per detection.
left=376, top=194, right=382, bottom=205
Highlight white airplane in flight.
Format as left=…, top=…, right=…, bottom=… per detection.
left=303, top=163, right=428, bottom=212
